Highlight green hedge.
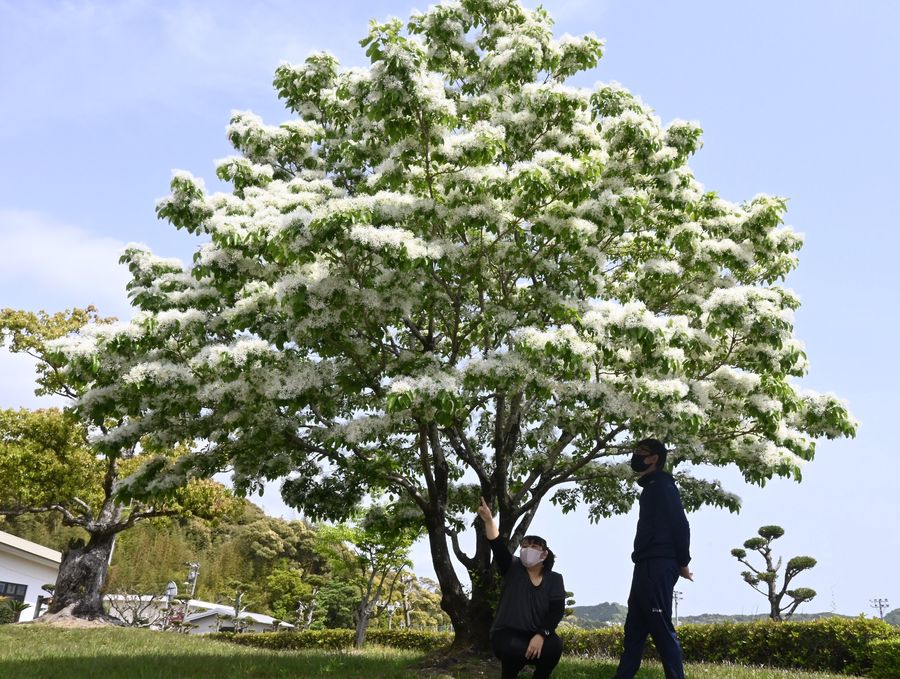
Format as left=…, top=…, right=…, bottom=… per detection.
left=367, top=629, right=452, bottom=652
left=558, top=627, right=623, bottom=657
left=561, top=618, right=899, bottom=675
left=212, top=619, right=899, bottom=675
left=212, top=629, right=354, bottom=650
left=210, top=628, right=452, bottom=653
left=869, top=638, right=900, bottom=679
left=680, top=618, right=897, bottom=675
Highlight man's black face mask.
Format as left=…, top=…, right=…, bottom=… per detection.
left=630, top=452, right=652, bottom=473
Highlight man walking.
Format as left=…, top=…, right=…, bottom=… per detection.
left=613, top=438, right=692, bottom=679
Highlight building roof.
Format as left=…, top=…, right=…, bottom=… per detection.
left=0, top=530, right=62, bottom=566
left=184, top=604, right=294, bottom=628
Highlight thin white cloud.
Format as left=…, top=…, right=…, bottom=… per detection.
left=0, top=209, right=133, bottom=319
left=0, top=350, right=66, bottom=410
left=0, top=209, right=133, bottom=409
left=0, top=0, right=358, bottom=130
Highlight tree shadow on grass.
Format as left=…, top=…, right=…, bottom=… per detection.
left=0, top=653, right=640, bottom=679
left=0, top=652, right=415, bottom=679
left=411, top=649, right=624, bottom=679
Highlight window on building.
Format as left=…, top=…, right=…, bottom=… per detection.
left=0, top=581, right=28, bottom=621
left=0, top=581, right=27, bottom=603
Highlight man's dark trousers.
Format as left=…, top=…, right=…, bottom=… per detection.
left=612, top=558, right=685, bottom=679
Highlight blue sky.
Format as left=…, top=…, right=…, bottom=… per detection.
left=1, top=0, right=898, bottom=617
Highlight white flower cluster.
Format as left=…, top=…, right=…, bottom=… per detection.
left=192, top=339, right=274, bottom=369
left=516, top=325, right=596, bottom=359
left=123, top=360, right=192, bottom=386
left=329, top=413, right=397, bottom=444
left=349, top=224, right=444, bottom=260
left=389, top=369, right=460, bottom=395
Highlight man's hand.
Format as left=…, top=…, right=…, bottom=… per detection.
left=525, top=633, right=544, bottom=659
left=680, top=566, right=694, bottom=581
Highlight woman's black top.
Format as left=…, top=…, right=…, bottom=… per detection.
left=488, top=536, right=566, bottom=637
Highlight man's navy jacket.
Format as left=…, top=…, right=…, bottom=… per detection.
left=631, top=470, right=691, bottom=567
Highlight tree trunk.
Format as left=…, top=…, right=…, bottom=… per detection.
left=353, top=601, right=373, bottom=648
left=423, top=513, right=496, bottom=654
left=49, top=531, right=116, bottom=617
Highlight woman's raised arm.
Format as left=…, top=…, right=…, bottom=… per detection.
left=478, top=497, right=512, bottom=575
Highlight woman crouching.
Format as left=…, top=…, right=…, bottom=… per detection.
left=477, top=497, right=566, bottom=679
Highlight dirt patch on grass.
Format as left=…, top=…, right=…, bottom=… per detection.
left=23, top=605, right=120, bottom=628
left=411, top=647, right=499, bottom=678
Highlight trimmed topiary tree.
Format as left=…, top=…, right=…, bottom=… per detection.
left=731, top=524, right=816, bottom=621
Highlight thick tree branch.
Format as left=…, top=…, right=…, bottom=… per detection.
left=387, top=473, right=429, bottom=514
left=446, top=528, right=476, bottom=571
left=446, top=424, right=488, bottom=487
left=112, top=507, right=180, bottom=532
left=72, top=496, right=93, bottom=520
left=0, top=504, right=86, bottom=526
left=417, top=424, right=437, bottom=502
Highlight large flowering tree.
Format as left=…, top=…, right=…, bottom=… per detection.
left=51, top=0, right=855, bottom=646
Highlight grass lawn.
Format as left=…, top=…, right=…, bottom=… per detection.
left=0, top=626, right=863, bottom=679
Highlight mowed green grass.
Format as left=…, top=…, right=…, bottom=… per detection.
left=0, top=625, right=862, bottom=679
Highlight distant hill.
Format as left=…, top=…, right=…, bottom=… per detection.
left=568, top=602, right=850, bottom=628
left=676, top=611, right=847, bottom=624
left=567, top=602, right=627, bottom=628
left=884, top=608, right=900, bottom=626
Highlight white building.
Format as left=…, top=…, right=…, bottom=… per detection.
left=0, top=530, right=61, bottom=622
left=182, top=602, right=294, bottom=634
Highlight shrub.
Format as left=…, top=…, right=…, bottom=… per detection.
left=0, top=598, right=14, bottom=625
left=557, top=627, right=623, bottom=658
left=683, top=617, right=898, bottom=675
left=562, top=618, right=899, bottom=675
left=211, top=629, right=353, bottom=650
left=869, top=638, right=900, bottom=679
left=211, top=619, right=899, bottom=675
left=209, top=628, right=451, bottom=653
left=367, top=629, right=452, bottom=652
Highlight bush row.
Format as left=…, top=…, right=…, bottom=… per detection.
left=210, top=628, right=452, bottom=653
left=211, top=617, right=900, bottom=676
left=559, top=617, right=899, bottom=675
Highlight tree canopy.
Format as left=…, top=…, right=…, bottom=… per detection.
left=44, top=0, right=856, bottom=642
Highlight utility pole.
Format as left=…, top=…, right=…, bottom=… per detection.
left=870, top=598, right=889, bottom=620
left=673, top=590, right=683, bottom=626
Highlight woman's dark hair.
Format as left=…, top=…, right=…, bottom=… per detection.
left=522, top=534, right=556, bottom=572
